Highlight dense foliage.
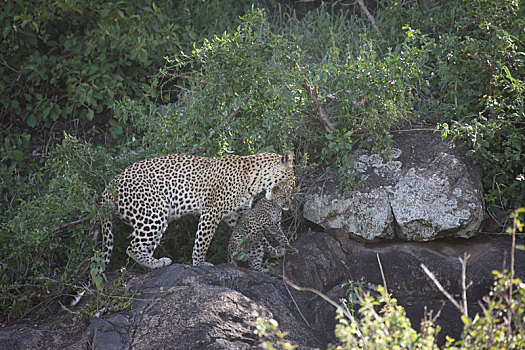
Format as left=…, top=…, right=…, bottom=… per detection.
left=1, top=0, right=257, bottom=322
left=0, top=0, right=523, bottom=331
left=330, top=270, right=525, bottom=349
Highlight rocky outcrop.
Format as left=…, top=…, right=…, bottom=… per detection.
left=282, top=231, right=524, bottom=344
left=0, top=264, right=328, bottom=350
left=303, top=130, right=485, bottom=241
left=1, top=231, right=521, bottom=349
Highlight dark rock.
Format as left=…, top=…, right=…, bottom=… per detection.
left=281, top=231, right=524, bottom=344
left=1, top=231, right=522, bottom=349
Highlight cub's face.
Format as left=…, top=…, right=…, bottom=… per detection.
left=271, top=182, right=299, bottom=211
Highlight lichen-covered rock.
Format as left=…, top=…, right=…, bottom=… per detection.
left=392, top=168, right=482, bottom=240
left=303, top=187, right=394, bottom=240
left=303, top=130, right=485, bottom=241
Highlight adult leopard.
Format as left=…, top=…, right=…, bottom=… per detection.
left=100, top=151, right=295, bottom=270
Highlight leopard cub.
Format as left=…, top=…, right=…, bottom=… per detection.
left=228, top=182, right=299, bottom=272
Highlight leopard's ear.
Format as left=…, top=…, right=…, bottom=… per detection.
left=272, top=183, right=283, bottom=196
left=282, top=150, right=293, bottom=167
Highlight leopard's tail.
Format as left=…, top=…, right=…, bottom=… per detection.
left=101, top=214, right=113, bottom=270
left=70, top=190, right=114, bottom=307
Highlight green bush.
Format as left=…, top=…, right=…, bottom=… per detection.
left=0, top=0, right=256, bottom=130
left=123, top=8, right=412, bottom=195
left=140, top=8, right=304, bottom=157
left=331, top=270, right=525, bottom=350
left=371, top=0, right=525, bottom=212
left=0, top=135, right=117, bottom=321
left=332, top=284, right=441, bottom=349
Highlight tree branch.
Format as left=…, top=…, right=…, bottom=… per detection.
left=377, top=253, right=387, bottom=291
left=459, top=253, right=472, bottom=318
left=421, top=263, right=465, bottom=315
left=357, top=0, right=383, bottom=38
left=53, top=216, right=89, bottom=232
left=208, top=97, right=249, bottom=140
left=301, top=80, right=335, bottom=133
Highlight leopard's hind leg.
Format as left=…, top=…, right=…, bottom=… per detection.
left=247, top=243, right=266, bottom=272
left=126, top=207, right=172, bottom=269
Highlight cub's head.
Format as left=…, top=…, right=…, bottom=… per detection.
left=271, top=182, right=300, bottom=211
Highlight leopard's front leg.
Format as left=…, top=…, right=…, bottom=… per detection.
left=192, top=210, right=222, bottom=266
left=270, top=224, right=298, bottom=255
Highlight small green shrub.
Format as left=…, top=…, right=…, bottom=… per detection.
left=0, top=135, right=119, bottom=322
left=331, top=284, right=441, bottom=349
left=331, top=262, right=525, bottom=350
left=256, top=317, right=297, bottom=350
left=73, top=266, right=135, bottom=324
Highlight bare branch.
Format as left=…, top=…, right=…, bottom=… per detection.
left=282, top=256, right=311, bottom=328
left=459, top=253, right=471, bottom=318
left=357, top=0, right=383, bottom=38
left=283, top=276, right=352, bottom=319
left=282, top=262, right=360, bottom=337
left=421, top=263, right=465, bottom=315
left=376, top=253, right=388, bottom=291
left=53, top=216, right=89, bottom=232
left=301, top=80, right=335, bottom=134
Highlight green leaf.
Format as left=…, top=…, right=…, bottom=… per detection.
left=86, top=109, right=94, bottom=121
left=9, top=150, right=26, bottom=161
left=109, top=124, right=123, bottom=138
left=26, top=114, right=38, bottom=127
left=2, top=26, right=10, bottom=38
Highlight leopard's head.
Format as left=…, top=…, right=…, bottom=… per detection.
left=264, top=150, right=296, bottom=200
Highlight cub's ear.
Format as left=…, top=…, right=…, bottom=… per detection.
left=272, top=184, right=283, bottom=195
left=292, top=186, right=300, bottom=194
left=282, top=150, right=294, bottom=167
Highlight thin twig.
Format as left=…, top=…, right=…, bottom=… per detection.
left=421, top=263, right=464, bottom=315
left=389, top=127, right=436, bottom=133
left=301, top=80, right=335, bottom=133
left=508, top=210, right=521, bottom=338
left=59, top=301, right=80, bottom=314
left=208, top=97, right=249, bottom=140
left=53, top=216, right=89, bottom=232
left=282, top=256, right=311, bottom=327
left=282, top=270, right=357, bottom=325
left=459, top=253, right=472, bottom=318
left=283, top=273, right=363, bottom=348
left=357, top=0, right=383, bottom=38
left=376, top=253, right=387, bottom=291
